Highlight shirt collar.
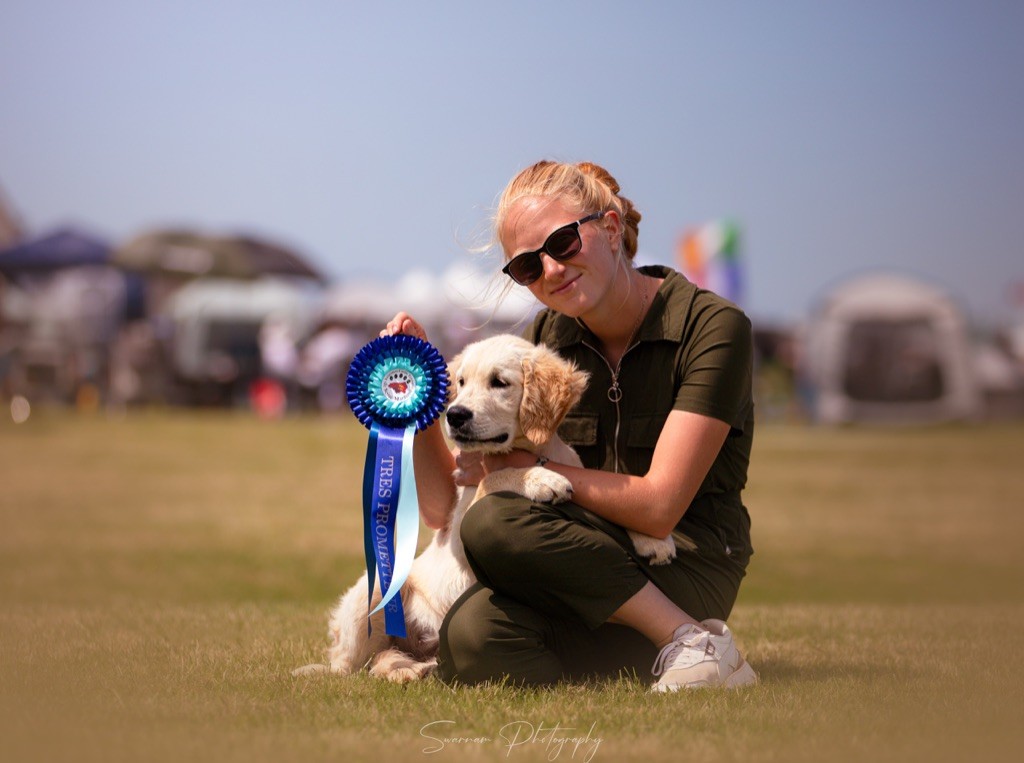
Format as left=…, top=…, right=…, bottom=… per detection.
left=545, top=265, right=693, bottom=350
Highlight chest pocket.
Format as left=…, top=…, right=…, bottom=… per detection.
left=558, top=413, right=598, bottom=447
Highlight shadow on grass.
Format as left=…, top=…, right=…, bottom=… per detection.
left=753, top=656, right=911, bottom=685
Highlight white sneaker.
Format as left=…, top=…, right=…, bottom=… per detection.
left=651, top=619, right=757, bottom=691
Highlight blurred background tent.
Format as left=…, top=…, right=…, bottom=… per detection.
left=801, top=273, right=981, bottom=424
left=320, top=278, right=407, bottom=329
left=316, top=264, right=541, bottom=360
left=441, top=261, right=541, bottom=325
left=165, top=277, right=320, bottom=406
left=0, top=228, right=137, bottom=407
left=0, top=227, right=110, bottom=277
left=113, top=230, right=326, bottom=283
left=111, top=229, right=327, bottom=319
left=1, top=265, right=128, bottom=405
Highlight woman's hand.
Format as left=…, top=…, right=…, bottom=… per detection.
left=452, top=449, right=484, bottom=487
left=381, top=312, right=428, bottom=341
left=483, top=449, right=540, bottom=472
left=453, top=448, right=541, bottom=487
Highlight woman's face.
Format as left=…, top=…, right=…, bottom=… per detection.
left=502, top=196, right=623, bottom=319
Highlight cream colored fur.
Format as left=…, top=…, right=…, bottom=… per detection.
left=293, top=334, right=675, bottom=683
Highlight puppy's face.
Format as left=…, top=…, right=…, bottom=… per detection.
left=443, top=335, right=588, bottom=453
left=444, top=336, right=531, bottom=453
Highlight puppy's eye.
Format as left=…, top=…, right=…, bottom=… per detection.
left=489, top=375, right=509, bottom=389
left=457, top=377, right=465, bottom=387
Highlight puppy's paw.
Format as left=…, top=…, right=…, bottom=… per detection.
left=629, top=531, right=677, bottom=566
left=522, top=466, right=574, bottom=504
left=369, top=649, right=437, bottom=683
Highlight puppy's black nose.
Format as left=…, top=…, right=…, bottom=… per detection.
left=445, top=405, right=473, bottom=430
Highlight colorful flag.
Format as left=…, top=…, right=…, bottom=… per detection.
left=677, top=220, right=743, bottom=305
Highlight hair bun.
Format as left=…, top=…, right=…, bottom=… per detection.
left=576, top=162, right=641, bottom=259
left=576, top=162, right=621, bottom=196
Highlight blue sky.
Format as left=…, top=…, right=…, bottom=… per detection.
left=2, top=1, right=1022, bottom=325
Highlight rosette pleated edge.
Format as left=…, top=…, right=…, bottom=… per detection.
left=345, top=335, right=449, bottom=432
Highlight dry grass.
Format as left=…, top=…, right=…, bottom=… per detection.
left=1, top=411, right=1022, bottom=762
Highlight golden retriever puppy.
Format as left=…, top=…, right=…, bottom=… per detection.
left=294, top=334, right=674, bottom=683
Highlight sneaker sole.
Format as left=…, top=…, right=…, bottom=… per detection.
left=723, top=659, right=758, bottom=688
left=651, top=659, right=758, bottom=692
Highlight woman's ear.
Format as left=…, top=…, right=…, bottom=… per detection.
left=519, top=347, right=589, bottom=446
left=599, top=208, right=622, bottom=250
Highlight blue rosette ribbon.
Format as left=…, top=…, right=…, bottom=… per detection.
left=345, top=334, right=448, bottom=637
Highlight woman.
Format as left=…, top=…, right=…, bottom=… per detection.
left=384, top=160, right=756, bottom=690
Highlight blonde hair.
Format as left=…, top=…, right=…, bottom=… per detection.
left=495, top=160, right=642, bottom=261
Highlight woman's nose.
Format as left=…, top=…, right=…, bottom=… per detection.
left=540, top=251, right=567, bottom=279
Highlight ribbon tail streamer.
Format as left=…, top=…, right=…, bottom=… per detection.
left=361, top=423, right=380, bottom=636
left=371, top=424, right=419, bottom=627
left=366, top=425, right=405, bottom=636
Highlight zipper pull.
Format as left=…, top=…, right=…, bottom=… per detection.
left=608, top=377, right=622, bottom=402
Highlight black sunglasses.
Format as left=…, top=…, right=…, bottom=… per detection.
left=502, top=211, right=606, bottom=285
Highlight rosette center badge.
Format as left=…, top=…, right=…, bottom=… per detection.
left=381, top=369, right=415, bottom=404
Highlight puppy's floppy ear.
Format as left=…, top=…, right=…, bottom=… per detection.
left=519, top=346, right=589, bottom=446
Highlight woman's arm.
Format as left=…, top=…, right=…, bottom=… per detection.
left=412, top=421, right=458, bottom=529
left=483, top=409, right=730, bottom=537
left=381, top=312, right=458, bottom=530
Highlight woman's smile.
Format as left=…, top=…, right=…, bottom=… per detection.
left=548, top=274, right=580, bottom=297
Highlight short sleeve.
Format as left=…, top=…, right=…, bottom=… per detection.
left=673, top=305, right=753, bottom=432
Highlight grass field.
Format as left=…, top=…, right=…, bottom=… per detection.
left=2, top=411, right=1022, bottom=763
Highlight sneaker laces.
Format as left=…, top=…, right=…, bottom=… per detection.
left=651, top=625, right=710, bottom=677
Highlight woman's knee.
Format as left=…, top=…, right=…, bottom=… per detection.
left=437, top=585, right=561, bottom=687
left=459, top=493, right=534, bottom=565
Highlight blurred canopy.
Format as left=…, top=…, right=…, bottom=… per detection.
left=112, top=230, right=326, bottom=284
left=0, top=227, right=110, bottom=276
